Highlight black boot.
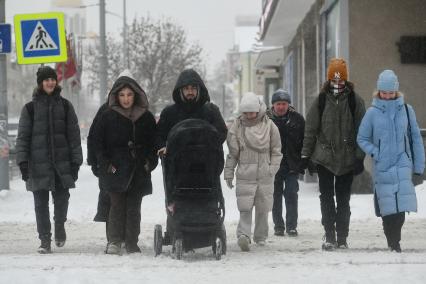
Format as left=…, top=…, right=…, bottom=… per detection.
left=38, top=234, right=52, bottom=254
left=125, top=243, right=141, bottom=254
left=55, top=223, right=66, bottom=247
left=336, top=237, right=348, bottom=249
left=322, top=230, right=336, bottom=251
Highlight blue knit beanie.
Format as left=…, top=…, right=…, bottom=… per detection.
left=271, top=89, right=291, bottom=104
left=377, top=70, right=399, bottom=92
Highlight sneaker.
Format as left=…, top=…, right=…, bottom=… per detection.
left=54, top=223, right=66, bottom=247
left=256, top=240, right=266, bottom=246
left=287, top=229, right=298, bottom=237
left=125, top=243, right=141, bottom=254
left=38, top=238, right=52, bottom=254
left=106, top=242, right=122, bottom=255
left=237, top=235, right=250, bottom=252
left=274, top=229, right=285, bottom=236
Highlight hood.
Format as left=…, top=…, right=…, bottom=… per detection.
left=372, top=92, right=405, bottom=113
left=172, top=69, right=209, bottom=106
left=108, top=73, right=149, bottom=121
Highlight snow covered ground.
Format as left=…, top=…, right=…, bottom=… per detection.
left=1, top=145, right=426, bottom=283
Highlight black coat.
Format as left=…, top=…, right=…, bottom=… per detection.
left=267, top=107, right=305, bottom=173
left=16, top=87, right=83, bottom=191
left=87, top=102, right=108, bottom=171
left=93, top=76, right=158, bottom=195
left=156, top=69, right=227, bottom=150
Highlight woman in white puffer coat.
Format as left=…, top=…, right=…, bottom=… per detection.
left=224, top=92, right=282, bottom=251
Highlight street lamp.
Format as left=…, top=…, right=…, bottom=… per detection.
left=56, top=0, right=129, bottom=103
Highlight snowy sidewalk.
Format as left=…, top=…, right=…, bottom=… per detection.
left=1, top=159, right=426, bottom=283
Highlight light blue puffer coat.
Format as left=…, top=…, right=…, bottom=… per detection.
left=357, top=95, right=425, bottom=216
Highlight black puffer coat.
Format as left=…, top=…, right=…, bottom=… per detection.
left=16, top=87, right=83, bottom=191
left=156, top=69, right=227, bottom=149
left=93, top=76, right=158, bottom=194
left=267, top=107, right=305, bottom=173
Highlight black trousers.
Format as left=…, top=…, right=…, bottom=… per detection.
left=272, top=167, right=299, bottom=231
left=33, top=186, right=70, bottom=240
left=382, top=212, right=405, bottom=247
left=107, top=186, right=143, bottom=246
left=317, top=165, right=353, bottom=241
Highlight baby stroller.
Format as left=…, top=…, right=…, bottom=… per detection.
left=154, top=119, right=226, bottom=260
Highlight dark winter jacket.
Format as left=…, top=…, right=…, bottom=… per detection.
left=267, top=106, right=305, bottom=173
left=156, top=69, right=227, bottom=150
left=301, top=82, right=366, bottom=176
left=93, top=75, right=158, bottom=194
left=16, top=86, right=83, bottom=191
left=87, top=102, right=108, bottom=174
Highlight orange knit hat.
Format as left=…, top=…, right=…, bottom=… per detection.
left=327, top=58, right=348, bottom=81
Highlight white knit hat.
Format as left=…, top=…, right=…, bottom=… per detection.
left=240, top=92, right=261, bottom=112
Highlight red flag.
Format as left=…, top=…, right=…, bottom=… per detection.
left=56, top=35, right=79, bottom=88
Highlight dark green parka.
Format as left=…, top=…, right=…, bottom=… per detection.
left=301, top=82, right=366, bottom=176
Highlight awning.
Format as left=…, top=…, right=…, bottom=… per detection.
left=255, top=47, right=284, bottom=69
left=261, top=0, right=316, bottom=46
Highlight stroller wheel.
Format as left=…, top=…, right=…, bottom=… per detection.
left=175, top=238, right=183, bottom=260
left=213, top=237, right=223, bottom=260
left=154, top=224, right=163, bottom=256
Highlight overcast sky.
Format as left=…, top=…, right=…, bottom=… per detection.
left=5, top=0, right=261, bottom=75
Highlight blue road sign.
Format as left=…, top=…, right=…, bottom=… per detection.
left=14, top=12, right=67, bottom=64
left=0, top=24, right=12, bottom=54
left=21, top=19, right=60, bottom=57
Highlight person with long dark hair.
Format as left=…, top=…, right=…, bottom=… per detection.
left=16, top=66, right=82, bottom=254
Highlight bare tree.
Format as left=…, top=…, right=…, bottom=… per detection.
left=84, top=16, right=205, bottom=114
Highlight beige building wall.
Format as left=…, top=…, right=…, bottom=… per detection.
left=349, top=0, right=426, bottom=127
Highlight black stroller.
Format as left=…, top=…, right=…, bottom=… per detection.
left=154, top=119, right=226, bottom=260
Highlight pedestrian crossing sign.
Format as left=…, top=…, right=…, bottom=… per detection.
left=14, top=12, right=67, bottom=64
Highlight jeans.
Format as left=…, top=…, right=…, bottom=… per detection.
left=317, top=165, right=353, bottom=242
left=33, top=184, right=70, bottom=240
left=272, top=167, right=299, bottom=231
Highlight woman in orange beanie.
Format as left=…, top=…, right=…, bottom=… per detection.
left=300, top=58, right=366, bottom=251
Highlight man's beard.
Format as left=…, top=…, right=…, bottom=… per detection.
left=184, top=96, right=197, bottom=104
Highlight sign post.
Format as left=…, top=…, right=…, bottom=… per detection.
left=0, top=0, right=9, bottom=190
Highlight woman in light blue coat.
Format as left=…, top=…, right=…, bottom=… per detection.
left=357, top=70, right=425, bottom=252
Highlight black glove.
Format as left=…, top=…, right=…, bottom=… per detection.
left=71, top=164, right=80, bottom=181
left=91, top=165, right=99, bottom=177
left=412, top=173, right=423, bottom=186
left=353, top=159, right=365, bottom=176
left=19, top=162, right=29, bottom=182
left=299, top=157, right=310, bottom=172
